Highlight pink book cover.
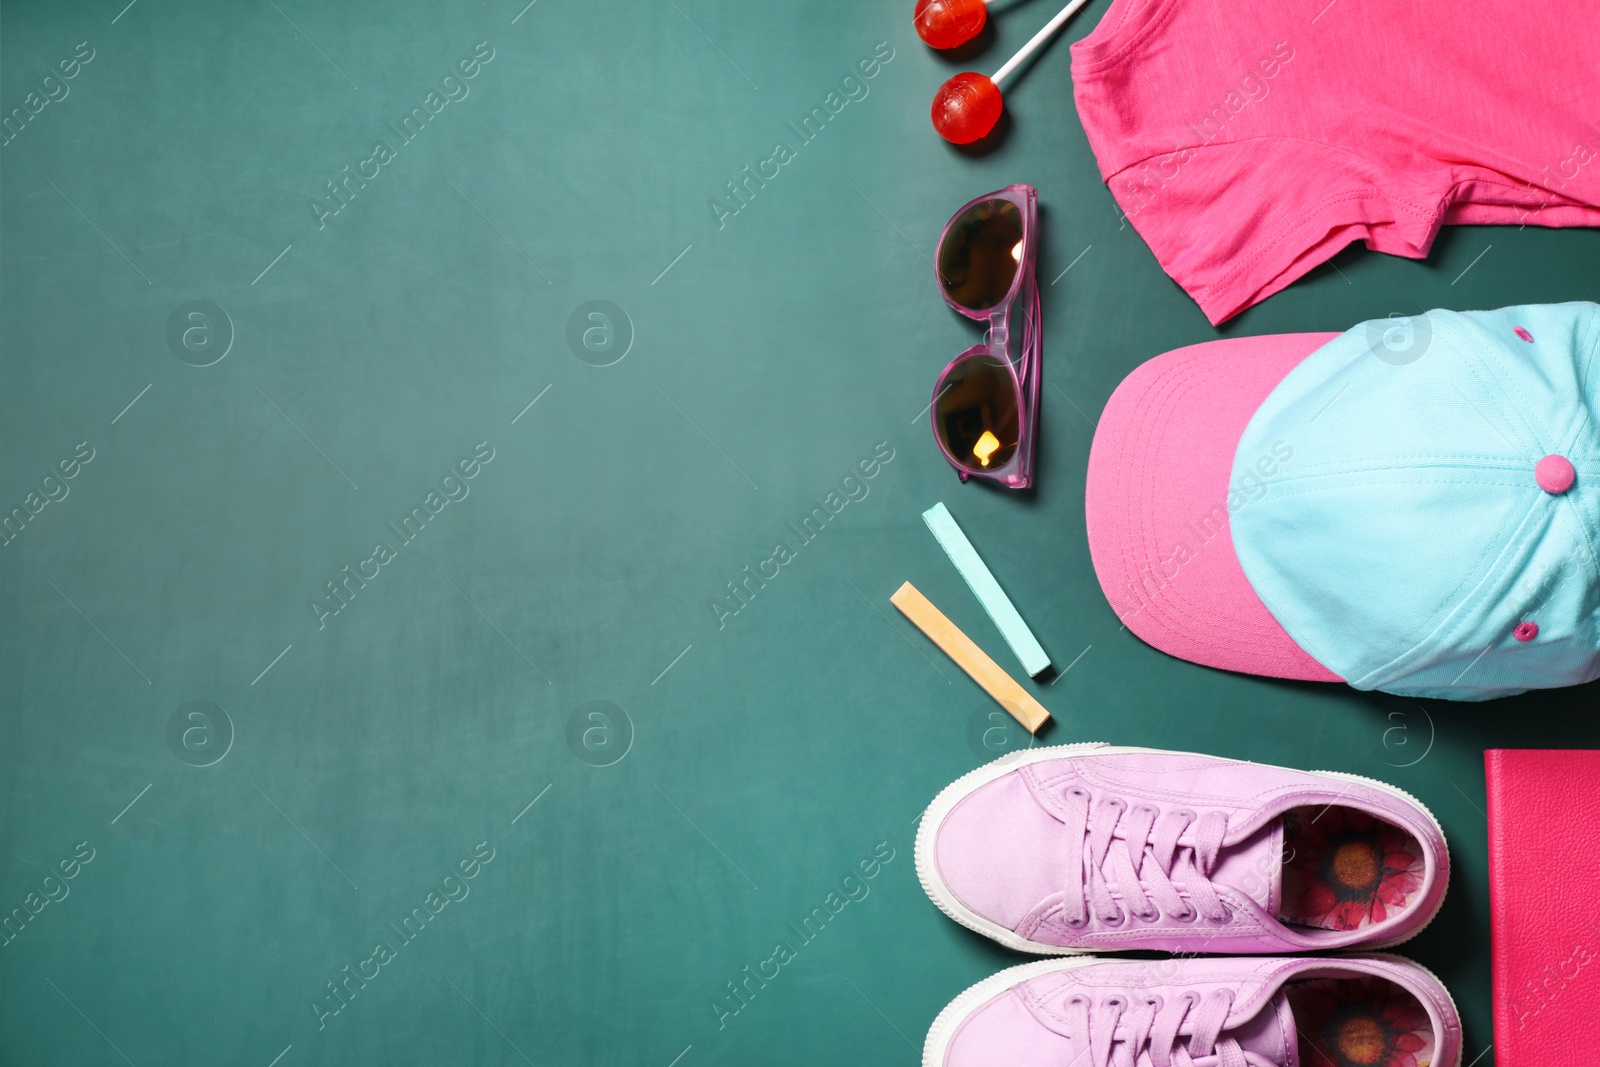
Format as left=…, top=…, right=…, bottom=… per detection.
left=1484, top=749, right=1600, bottom=1062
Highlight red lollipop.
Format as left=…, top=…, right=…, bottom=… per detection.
left=914, top=0, right=988, bottom=50
left=931, top=72, right=1003, bottom=145
left=930, top=0, right=1092, bottom=145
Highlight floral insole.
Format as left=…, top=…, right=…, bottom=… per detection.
left=1280, top=806, right=1425, bottom=931
left=1288, top=976, right=1434, bottom=1067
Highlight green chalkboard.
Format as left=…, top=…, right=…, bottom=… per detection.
left=3, top=0, right=1598, bottom=1064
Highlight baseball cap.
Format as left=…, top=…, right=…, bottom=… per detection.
left=1085, top=302, right=1600, bottom=701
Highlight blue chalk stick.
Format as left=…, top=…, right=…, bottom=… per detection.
left=922, top=502, right=1051, bottom=678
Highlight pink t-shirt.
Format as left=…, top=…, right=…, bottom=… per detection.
left=1070, top=0, right=1600, bottom=324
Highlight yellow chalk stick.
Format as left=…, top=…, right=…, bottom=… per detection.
left=890, top=581, right=1051, bottom=734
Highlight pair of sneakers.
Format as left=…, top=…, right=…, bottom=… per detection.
left=914, top=744, right=1463, bottom=1067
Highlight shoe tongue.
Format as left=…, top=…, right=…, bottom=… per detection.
left=1225, top=988, right=1300, bottom=1067
left=1209, top=817, right=1283, bottom=915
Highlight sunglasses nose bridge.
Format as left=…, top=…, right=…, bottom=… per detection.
left=985, top=308, right=1009, bottom=350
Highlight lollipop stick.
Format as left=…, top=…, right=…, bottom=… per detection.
left=991, top=0, right=1093, bottom=87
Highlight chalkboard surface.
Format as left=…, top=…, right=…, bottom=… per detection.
left=3, top=1, right=1597, bottom=1065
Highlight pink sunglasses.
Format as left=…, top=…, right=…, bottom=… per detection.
left=929, top=183, right=1041, bottom=489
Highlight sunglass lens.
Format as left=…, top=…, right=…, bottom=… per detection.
left=934, top=355, right=1020, bottom=472
left=938, top=199, right=1024, bottom=311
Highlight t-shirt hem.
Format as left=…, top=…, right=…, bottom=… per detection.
left=1187, top=189, right=1433, bottom=325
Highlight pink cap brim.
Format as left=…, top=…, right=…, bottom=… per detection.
left=1085, top=333, right=1343, bottom=682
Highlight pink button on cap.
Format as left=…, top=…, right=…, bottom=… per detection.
left=1514, top=622, right=1539, bottom=642
left=1536, top=454, right=1575, bottom=494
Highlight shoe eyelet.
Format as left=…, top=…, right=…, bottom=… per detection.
left=1137, top=908, right=1160, bottom=922
left=1101, top=909, right=1126, bottom=927
left=1173, top=906, right=1197, bottom=923
left=1105, top=996, right=1126, bottom=1010
left=1066, top=915, right=1088, bottom=928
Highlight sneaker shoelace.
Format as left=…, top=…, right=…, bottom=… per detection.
left=1060, top=786, right=1232, bottom=927
left=1064, top=989, right=1276, bottom=1067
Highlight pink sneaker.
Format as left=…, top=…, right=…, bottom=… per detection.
left=916, top=745, right=1448, bottom=954
left=924, top=954, right=1463, bottom=1067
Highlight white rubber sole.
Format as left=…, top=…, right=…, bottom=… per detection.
left=914, top=744, right=1451, bottom=955
left=922, top=956, right=1105, bottom=1067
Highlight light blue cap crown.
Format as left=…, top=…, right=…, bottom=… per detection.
left=1232, top=302, right=1600, bottom=700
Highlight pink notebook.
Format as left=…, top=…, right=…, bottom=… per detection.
left=1485, top=749, right=1600, bottom=1063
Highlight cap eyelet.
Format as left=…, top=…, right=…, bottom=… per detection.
left=1514, top=326, right=1534, bottom=343
left=1514, top=621, right=1539, bottom=642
